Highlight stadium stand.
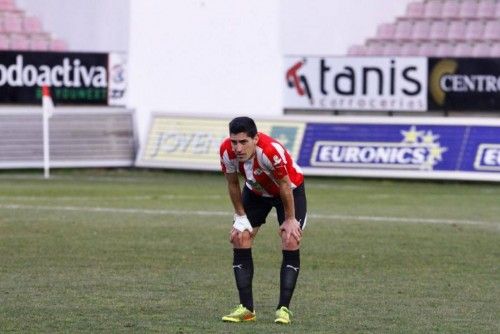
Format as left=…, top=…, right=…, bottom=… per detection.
left=347, top=0, right=500, bottom=57
left=0, top=0, right=16, bottom=11
left=477, top=0, right=496, bottom=18
left=23, top=15, right=42, bottom=33
left=435, top=41, right=455, bottom=55
left=0, top=0, right=68, bottom=51
left=491, top=40, right=500, bottom=54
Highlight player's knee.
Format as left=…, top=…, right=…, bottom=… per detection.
left=231, top=230, right=253, bottom=248
left=281, top=234, right=300, bottom=250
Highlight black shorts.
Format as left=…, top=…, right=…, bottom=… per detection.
left=242, top=183, right=307, bottom=230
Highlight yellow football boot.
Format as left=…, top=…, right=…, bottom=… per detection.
left=275, top=306, right=292, bottom=324
left=222, top=304, right=256, bottom=323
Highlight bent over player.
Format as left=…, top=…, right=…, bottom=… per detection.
left=219, top=116, right=307, bottom=324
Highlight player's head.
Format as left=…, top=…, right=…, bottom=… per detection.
left=229, top=116, right=259, bottom=162
left=229, top=117, right=257, bottom=138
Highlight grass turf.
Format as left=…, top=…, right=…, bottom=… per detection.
left=0, top=169, right=498, bottom=333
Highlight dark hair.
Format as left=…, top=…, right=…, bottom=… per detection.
left=229, top=116, right=258, bottom=138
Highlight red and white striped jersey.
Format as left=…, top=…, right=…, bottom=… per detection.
left=220, top=132, right=304, bottom=197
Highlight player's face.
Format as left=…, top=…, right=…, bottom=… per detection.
left=230, top=132, right=258, bottom=162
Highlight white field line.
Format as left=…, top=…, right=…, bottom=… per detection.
left=0, top=194, right=223, bottom=201
left=0, top=204, right=497, bottom=229
left=0, top=174, right=162, bottom=183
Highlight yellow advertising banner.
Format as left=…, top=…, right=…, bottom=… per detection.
left=137, top=115, right=306, bottom=170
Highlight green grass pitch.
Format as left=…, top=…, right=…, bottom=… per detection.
left=0, top=169, right=498, bottom=333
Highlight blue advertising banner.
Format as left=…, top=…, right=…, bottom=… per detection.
left=298, top=122, right=500, bottom=179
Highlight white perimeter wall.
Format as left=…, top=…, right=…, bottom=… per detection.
left=128, top=0, right=414, bottom=142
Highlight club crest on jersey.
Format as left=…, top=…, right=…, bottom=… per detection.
left=273, top=155, right=282, bottom=166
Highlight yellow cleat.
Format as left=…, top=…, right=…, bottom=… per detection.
left=275, top=306, right=292, bottom=324
left=222, top=304, right=256, bottom=323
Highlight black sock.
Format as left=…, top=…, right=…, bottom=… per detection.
left=278, top=249, right=300, bottom=309
left=233, top=248, right=254, bottom=312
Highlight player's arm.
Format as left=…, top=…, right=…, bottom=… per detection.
left=277, top=175, right=302, bottom=243
left=225, top=172, right=245, bottom=216
left=267, top=144, right=302, bottom=243
left=225, top=172, right=253, bottom=243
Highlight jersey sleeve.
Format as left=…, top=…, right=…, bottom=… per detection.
left=220, top=139, right=237, bottom=173
left=263, top=142, right=289, bottom=180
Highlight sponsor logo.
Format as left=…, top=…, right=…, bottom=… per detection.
left=474, top=144, right=500, bottom=171
left=0, top=55, right=107, bottom=88
left=111, top=64, right=125, bottom=84
left=310, top=126, right=447, bottom=170
left=272, top=155, right=282, bottom=166
left=286, top=59, right=313, bottom=104
left=430, top=59, right=500, bottom=107
left=441, top=74, right=500, bottom=93
left=429, top=59, right=458, bottom=106
left=285, top=57, right=427, bottom=111
left=108, top=53, right=127, bottom=105
left=109, top=63, right=126, bottom=99
left=254, top=168, right=263, bottom=175
left=286, top=265, right=300, bottom=272
left=149, top=131, right=225, bottom=158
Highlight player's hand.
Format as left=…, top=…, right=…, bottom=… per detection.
left=230, top=214, right=252, bottom=243
left=279, top=218, right=302, bottom=243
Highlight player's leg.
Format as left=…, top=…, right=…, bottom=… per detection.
left=275, top=183, right=307, bottom=324
left=227, top=226, right=259, bottom=318
left=223, top=187, right=271, bottom=322
left=222, top=227, right=259, bottom=322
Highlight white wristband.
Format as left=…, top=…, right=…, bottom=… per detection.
left=233, top=214, right=253, bottom=233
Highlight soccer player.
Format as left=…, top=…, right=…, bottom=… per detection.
left=219, top=116, right=307, bottom=324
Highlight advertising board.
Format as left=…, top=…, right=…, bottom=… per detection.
left=429, top=58, right=500, bottom=111
left=0, top=51, right=127, bottom=106
left=284, top=56, right=428, bottom=112
left=298, top=119, right=500, bottom=181
left=136, top=115, right=306, bottom=170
